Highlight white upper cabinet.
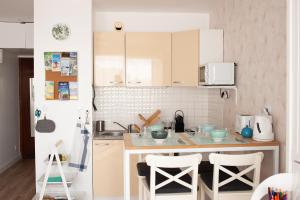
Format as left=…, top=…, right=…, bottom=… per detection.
left=0, top=22, right=26, bottom=48
left=0, top=22, right=33, bottom=49
left=94, top=32, right=126, bottom=86
left=25, top=23, right=34, bottom=49
left=199, top=29, right=224, bottom=65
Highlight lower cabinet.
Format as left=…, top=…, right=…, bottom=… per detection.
left=93, top=140, right=138, bottom=200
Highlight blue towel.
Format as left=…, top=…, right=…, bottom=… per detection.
left=69, top=119, right=90, bottom=172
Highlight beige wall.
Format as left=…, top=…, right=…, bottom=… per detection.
left=210, top=0, right=287, bottom=172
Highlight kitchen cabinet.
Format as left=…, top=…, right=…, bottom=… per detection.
left=172, top=30, right=199, bottom=87
left=93, top=140, right=138, bottom=199
left=0, top=22, right=26, bottom=48
left=171, top=29, right=224, bottom=87
left=25, top=23, right=34, bottom=48
left=94, top=32, right=126, bottom=86
left=126, top=32, right=172, bottom=86
left=199, top=29, right=223, bottom=65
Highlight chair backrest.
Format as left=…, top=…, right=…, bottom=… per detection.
left=209, top=152, right=264, bottom=198
left=250, top=173, right=293, bottom=200
left=146, top=154, right=202, bottom=200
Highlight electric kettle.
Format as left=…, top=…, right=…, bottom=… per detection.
left=174, top=110, right=184, bottom=132
left=253, top=115, right=274, bottom=141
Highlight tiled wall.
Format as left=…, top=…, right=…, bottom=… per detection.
left=93, top=87, right=225, bottom=130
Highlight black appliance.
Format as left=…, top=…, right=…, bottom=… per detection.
left=174, top=110, right=184, bottom=132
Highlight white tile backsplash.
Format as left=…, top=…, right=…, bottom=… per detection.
left=93, top=87, right=224, bottom=130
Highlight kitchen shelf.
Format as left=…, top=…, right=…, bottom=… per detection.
left=44, top=158, right=69, bottom=165
left=198, top=85, right=237, bottom=89
left=38, top=172, right=76, bottom=187
left=198, top=85, right=238, bottom=104
left=33, top=191, right=85, bottom=200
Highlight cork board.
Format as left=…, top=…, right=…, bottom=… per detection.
left=44, top=52, right=78, bottom=100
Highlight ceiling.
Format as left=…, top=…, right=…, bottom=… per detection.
left=0, top=0, right=33, bottom=22
left=93, top=0, right=219, bottom=13
left=0, top=0, right=216, bottom=23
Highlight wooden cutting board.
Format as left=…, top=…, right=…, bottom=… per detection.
left=138, top=109, right=161, bottom=127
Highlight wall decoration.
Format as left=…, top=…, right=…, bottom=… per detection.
left=44, top=52, right=78, bottom=100
left=52, top=23, right=71, bottom=40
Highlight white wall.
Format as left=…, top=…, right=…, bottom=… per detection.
left=0, top=50, right=21, bottom=173
left=94, top=12, right=209, bottom=32
left=34, top=0, right=93, bottom=199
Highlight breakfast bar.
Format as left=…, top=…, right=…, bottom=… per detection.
left=123, top=132, right=280, bottom=200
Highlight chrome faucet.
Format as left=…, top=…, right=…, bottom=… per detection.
left=113, top=122, right=128, bottom=132
left=113, top=122, right=140, bottom=133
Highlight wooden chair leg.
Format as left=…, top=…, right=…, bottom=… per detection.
left=200, top=184, right=205, bottom=200
left=138, top=177, right=143, bottom=200
left=143, top=185, right=147, bottom=200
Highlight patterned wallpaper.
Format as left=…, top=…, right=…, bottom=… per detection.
left=93, top=87, right=225, bottom=130
left=210, top=0, right=287, bottom=172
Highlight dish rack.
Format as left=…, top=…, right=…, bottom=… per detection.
left=36, top=140, right=79, bottom=200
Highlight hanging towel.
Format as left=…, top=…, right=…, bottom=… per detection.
left=69, top=118, right=90, bottom=172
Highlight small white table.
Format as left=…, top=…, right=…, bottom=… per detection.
left=123, top=132, right=280, bottom=200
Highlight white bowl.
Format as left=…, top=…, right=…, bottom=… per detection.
left=212, top=137, right=225, bottom=143
left=154, top=139, right=166, bottom=144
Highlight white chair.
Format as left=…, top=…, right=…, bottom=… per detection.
left=142, top=154, right=202, bottom=200
left=250, top=173, right=293, bottom=200
left=199, top=152, right=264, bottom=200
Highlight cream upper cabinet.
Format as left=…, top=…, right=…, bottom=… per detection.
left=126, top=32, right=172, bottom=87
left=199, top=29, right=224, bottom=65
left=172, top=30, right=199, bottom=87
left=94, top=32, right=125, bottom=86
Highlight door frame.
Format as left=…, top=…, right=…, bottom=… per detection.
left=19, top=56, right=35, bottom=158
left=286, top=0, right=300, bottom=172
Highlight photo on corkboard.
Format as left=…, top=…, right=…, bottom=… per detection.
left=44, top=52, right=78, bottom=100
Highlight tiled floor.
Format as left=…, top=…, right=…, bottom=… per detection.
left=0, top=159, right=35, bottom=200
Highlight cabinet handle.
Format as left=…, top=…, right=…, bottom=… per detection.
left=109, top=81, right=123, bottom=84
left=173, top=81, right=183, bottom=84
left=95, top=143, right=110, bottom=146
left=127, top=81, right=142, bottom=84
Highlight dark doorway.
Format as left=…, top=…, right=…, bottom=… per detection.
left=19, top=58, right=35, bottom=158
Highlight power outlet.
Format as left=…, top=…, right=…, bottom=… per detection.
left=14, top=145, right=17, bottom=151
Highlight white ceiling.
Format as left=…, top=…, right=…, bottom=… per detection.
left=0, top=0, right=33, bottom=22
left=93, top=0, right=218, bottom=13
left=0, top=0, right=216, bottom=23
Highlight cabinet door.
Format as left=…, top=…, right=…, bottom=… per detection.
left=172, top=30, right=199, bottom=87
left=93, top=140, right=123, bottom=198
left=199, top=29, right=223, bottom=65
left=126, top=32, right=172, bottom=86
left=25, top=23, right=34, bottom=49
left=94, top=32, right=125, bottom=86
left=0, top=22, right=26, bottom=48
left=93, top=140, right=138, bottom=199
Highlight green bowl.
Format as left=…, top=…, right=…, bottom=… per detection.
left=151, top=130, right=168, bottom=139
left=210, top=129, right=228, bottom=141
left=149, top=124, right=164, bottom=132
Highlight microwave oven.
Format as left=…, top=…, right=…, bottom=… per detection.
left=199, top=63, right=235, bottom=86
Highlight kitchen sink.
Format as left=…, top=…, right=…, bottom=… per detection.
left=94, top=130, right=125, bottom=139
left=100, top=131, right=124, bottom=137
